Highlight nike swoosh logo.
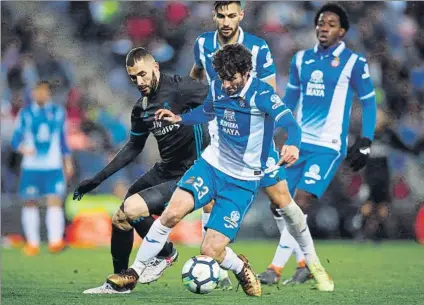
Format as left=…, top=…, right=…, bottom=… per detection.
left=305, top=59, right=315, bottom=65
left=259, top=90, right=270, bottom=95
left=359, top=147, right=371, bottom=155
left=145, top=237, right=160, bottom=244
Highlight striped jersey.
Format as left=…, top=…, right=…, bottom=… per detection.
left=11, top=102, right=71, bottom=170
left=284, top=41, right=376, bottom=155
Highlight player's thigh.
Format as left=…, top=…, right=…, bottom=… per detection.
left=19, top=170, right=43, bottom=200
left=136, top=180, right=177, bottom=216
left=176, top=158, right=216, bottom=211
left=201, top=228, right=231, bottom=262
left=285, top=156, right=307, bottom=197
left=296, top=151, right=343, bottom=198
left=125, top=164, right=171, bottom=199
left=206, top=178, right=258, bottom=242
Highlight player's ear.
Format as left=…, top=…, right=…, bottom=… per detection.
left=339, top=28, right=346, bottom=38
left=212, top=11, right=217, bottom=22
left=239, top=9, right=245, bottom=21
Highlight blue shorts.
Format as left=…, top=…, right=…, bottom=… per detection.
left=260, top=146, right=287, bottom=188
left=19, top=169, right=66, bottom=199
left=286, top=145, right=343, bottom=198
left=177, top=158, right=260, bottom=241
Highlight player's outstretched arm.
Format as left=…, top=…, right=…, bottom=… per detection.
left=189, top=64, right=206, bottom=82
left=73, top=132, right=148, bottom=201
left=156, top=103, right=214, bottom=126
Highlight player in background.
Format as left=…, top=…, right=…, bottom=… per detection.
left=74, top=47, right=210, bottom=294
left=11, top=81, right=74, bottom=256
left=190, top=1, right=305, bottom=289
left=106, top=44, right=334, bottom=296
left=258, top=3, right=378, bottom=286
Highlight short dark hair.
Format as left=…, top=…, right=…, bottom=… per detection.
left=35, top=80, right=51, bottom=90
left=214, top=1, right=242, bottom=12
left=126, top=47, right=153, bottom=67
left=314, top=3, right=350, bottom=32
left=213, top=44, right=252, bottom=80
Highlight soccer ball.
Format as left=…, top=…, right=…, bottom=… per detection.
left=181, top=255, right=220, bottom=294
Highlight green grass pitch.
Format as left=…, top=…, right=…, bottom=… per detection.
left=2, top=241, right=423, bottom=305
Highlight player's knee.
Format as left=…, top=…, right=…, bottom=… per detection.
left=160, top=207, right=182, bottom=228
left=265, top=180, right=292, bottom=208
left=46, top=196, right=62, bottom=207
left=360, top=202, right=373, bottom=216
left=200, top=243, right=223, bottom=261
left=23, top=200, right=37, bottom=207
left=294, top=190, right=314, bottom=212
left=123, top=194, right=149, bottom=222
left=112, top=208, right=132, bottom=231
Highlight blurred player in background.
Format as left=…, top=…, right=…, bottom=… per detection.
left=258, top=3, right=378, bottom=286
left=359, top=108, right=420, bottom=242
left=108, top=44, right=334, bottom=296
left=74, top=47, right=210, bottom=294
left=11, top=81, right=74, bottom=256
left=189, top=0, right=308, bottom=289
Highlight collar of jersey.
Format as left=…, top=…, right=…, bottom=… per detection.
left=214, top=27, right=245, bottom=49
left=31, top=100, right=53, bottom=112
left=313, top=41, right=345, bottom=57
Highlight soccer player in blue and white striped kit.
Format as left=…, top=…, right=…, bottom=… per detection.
left=258, top=3, right=377, bottom=286
left=106, top=44, right=334, bottom=296
left=11, top=81, right=74, bottom=256
left=189, top=0, right=291, bottom=289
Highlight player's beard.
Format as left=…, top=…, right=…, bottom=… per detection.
left=225, top=79, right=245, bottom=96
left=218, top=26, right=239, bottom=43
left=138, top=71, right=158, bottom=96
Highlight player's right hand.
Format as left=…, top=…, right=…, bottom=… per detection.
left=73, top=179, right=100, bottom=201
left=278, top=145, right=299, bottom=168
left=155, top=109, right=182, bottom=123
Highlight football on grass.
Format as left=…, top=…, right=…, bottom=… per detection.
left=181, top=255, right=220, bottom=294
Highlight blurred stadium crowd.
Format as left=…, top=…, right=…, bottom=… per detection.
left=2, top=1, right=424, bottom=240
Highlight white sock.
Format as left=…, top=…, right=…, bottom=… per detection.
left=293, top=215, right=307, bottom=264
left=220, top=247, right=243, bottom=274
left=201, top=212, right=211, bottom=236
left=22, top=206, right=40, bottom=246
left=271, top=216, right=295, bottom=268
left=277, top=201, right=320, bottom=265
left=46, top=206, right=65, bottom=244
left=131, top=218, right=172, bottom=275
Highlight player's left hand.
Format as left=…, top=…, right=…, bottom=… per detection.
left=155, top=109, right=181, bottom=123
left=346, top=137, right=372, bottom=171
left=278, top=145, right=299, bottom=168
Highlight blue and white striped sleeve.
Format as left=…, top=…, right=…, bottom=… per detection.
left=282, top=53, right=301, bottom=112
left=193, top=36, right=203, bottom=68
left=351, top=55, right=377, bottom=141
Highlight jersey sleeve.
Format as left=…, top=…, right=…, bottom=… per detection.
left=283, top=53, right=301, bottom=111
left=179, top=76, right=209, bottom=109
left=351, top=56, right=377, bottom=141
left=10, top=109, right=26, bottom=151
left=180, top=84, right=215, bottom=125
left=255, top=41, right=276, bottom=81
left=256, top=93, right=301, bottom=148
left=129, top=105, right=150, bottom=143
left=58, top=107, right=71, bottom=156
left=193, top=36, right=203, bottom=68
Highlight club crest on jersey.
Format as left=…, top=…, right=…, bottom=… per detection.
left=221, top=109, right=240, bottom=136
left=239, top=98, right=246, bottom=108
left=224, top=211, right=240, bottom=229
left=306, top=70, right=325, bottom=97
left=331, top=57, right=340, bottom=67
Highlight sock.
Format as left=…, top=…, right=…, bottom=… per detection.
left=131, top=218, right=171, bottom=275
left=46, top=206, right=65, bottom=244
left=201, top=212, right=210, bottom=236
left=270, top=216, right=295, bottom=268
left=293, top=215, right=307, bottom=267
left=130, top=216, right=173, bottom=257
left=276, top=201, right=320, bottom=266
left=22, top=206, right=40, bottom=246
left=111, top=225, right=134, bottom=273
left=220, top=247, right=243, bottom=274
